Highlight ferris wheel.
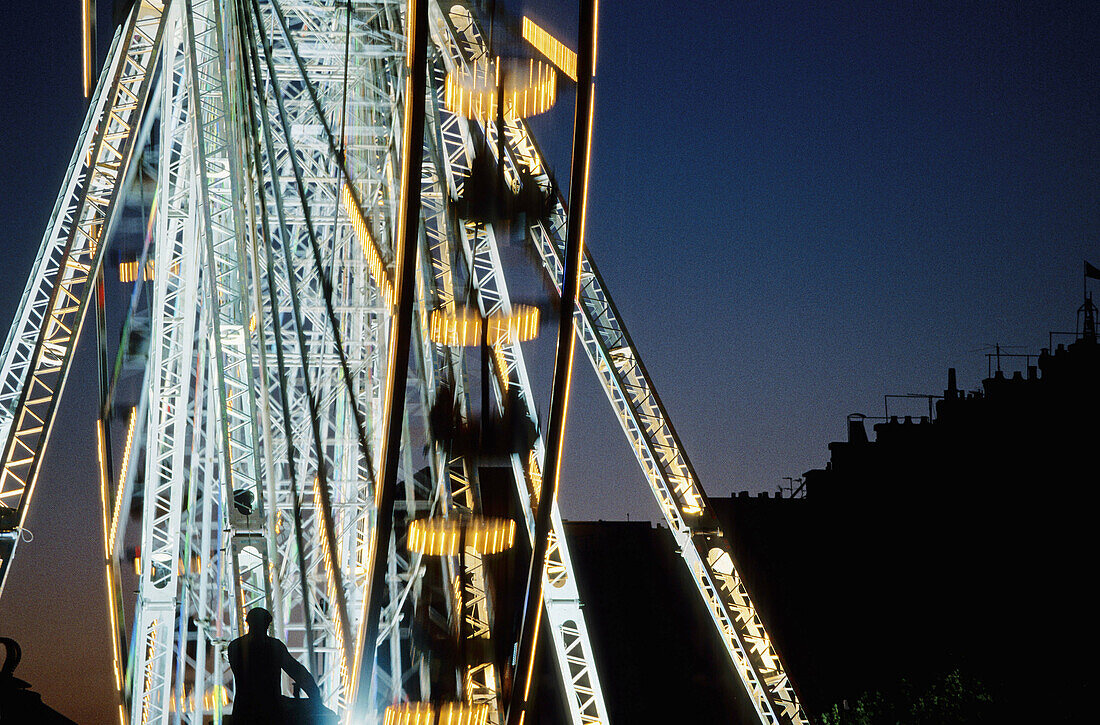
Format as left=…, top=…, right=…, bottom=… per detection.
left=0, top=2, right=809, bottom=724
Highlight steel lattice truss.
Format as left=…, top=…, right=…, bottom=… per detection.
left=0, top=1, right=810, bottom=724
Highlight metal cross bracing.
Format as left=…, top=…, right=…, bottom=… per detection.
left=517, top=58, right=814, bottom=725
left=0, top=1, right=814, bottom=724
left=243, top=2, right=393, bottom=709
left=228, top=0, right=412, bottom=717
left=426, top=1, right=811, bottom=723
left=129, top=5, right=203, bottom=717
left=0, top=0, right=168, bottom=594
left=412, top=133, right=504, bottom=723
left=426, top=4, right=608, bottom=723
left=520, top=116, right=812, bottom=725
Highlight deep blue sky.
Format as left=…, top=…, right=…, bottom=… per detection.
left=562, top=0, right=1100, bottom=519
left=1, top=1, right=1098, bottom=722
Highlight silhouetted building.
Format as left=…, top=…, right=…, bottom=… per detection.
left=551, top=297, right=1098, bottom=722
left=712, top=297, right=1099, bottom=721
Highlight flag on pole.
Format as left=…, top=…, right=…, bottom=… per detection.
left=1086, top=261, right=1100, bottom=280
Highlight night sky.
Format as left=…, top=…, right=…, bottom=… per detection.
left=1, top=1, right=1098, bottom=722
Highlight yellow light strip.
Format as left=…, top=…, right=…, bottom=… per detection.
left=118, top=259, right=154, bottom=283
left=405, top=0, right=417, bottom=68
left=491, top=342, right=509, bottom=394
left=105, top=564, right=122, bottom=689
left=313, top=476, right=350, bottom=698
left=522, top=603, right=543, bottom=700
left=522, top=17, right=578, bottom=81
left=429, top=306, right=482, bottom=346
left=487, top=304, right=540, bottom=344
left=141, top=620, right=158, bottom=725
left=97, top=411, right=127, bottom=723
left=429, top=305, right=540, bottom=347
left=444, top=57, right=557, bottom=122
left=592, top=0, right=600, bottom=73
left=350, top=61, right=419, bottom=701
left=96, top=420, right=110, bottom=558
left=407, top=517, right=516, bottom=556
left=341, top=182, right=394, bottom=305
left=196, top=686, right=228, bottom=711
left=527, top=449, right=542, bottom=505
left=108, top=407, right=137, bottom=554
left=384, top=703, right=490, bottom=725
left=391, top=68, right=416, bottom=308
left=82, top=0, right=93, bottom=98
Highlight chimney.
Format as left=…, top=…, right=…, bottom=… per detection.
left=847, top=416, right=868, bottom=444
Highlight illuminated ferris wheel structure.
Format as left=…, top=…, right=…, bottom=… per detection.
left=0, top=1, right=810, bottom=724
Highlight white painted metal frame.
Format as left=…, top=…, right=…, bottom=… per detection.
left=522, top=52, right=813, bottom=725
left=245, top=0, right=404, bottom=714
left=428, top=3, right=610, bottom=723
left=0, top=1, right=812, bottom=724
left=130, top=3, right=206, bottom=719
left=413, top=136, right=503, bottom=723
left=0, top=0, right=168, bottom=594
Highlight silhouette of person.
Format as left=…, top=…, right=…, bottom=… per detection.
left=228, top=607, right=321, bottom=725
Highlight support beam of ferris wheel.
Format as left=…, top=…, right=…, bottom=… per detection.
left=350, top=0, right=429, bottom=714
left=0, top=2, right=816, bottom=724
left=426, top=3, right=610, bottom=720
left=465, top=4, right=813, bottom=723
left=505, top=0, right=596, bottom=722
left=0, top=0, right=167, bottom=598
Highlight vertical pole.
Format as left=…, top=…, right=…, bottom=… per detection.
left=83, top=0, right=97, bottom=99
left=352, top=0, right=429, bottom=716
left=95, top=271, right=115, bottom=503
left=94, top=264, right=123, bottom=725
left=458, top=522, right=468, bottom=694
left=505, top=1, right=598, bottom=723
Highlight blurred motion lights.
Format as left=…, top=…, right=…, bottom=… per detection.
left=488, top=304, right=539, bottom=343
left=445, top=57, right=556, bottom=121
left=407, top=517, right=516, bottom=556
left=384, top=703, right=490, bottom=725
left=119, top=259, right=154, bottom=283
left=522, top=17, right=578, bottom=81
left=429, top=305, right=540, bottom=346
left=341, top=182, right=394, bottom=304
left=429, top=306, right=482, bottom=347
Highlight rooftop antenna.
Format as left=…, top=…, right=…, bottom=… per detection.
left=1081, top=261, right=1100, bottom=343
left=975, top=344, right=1028, bottom=378
left=781, top=477, right=802, bottom=498
left=1077, top=294, right=1097, bottom=343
